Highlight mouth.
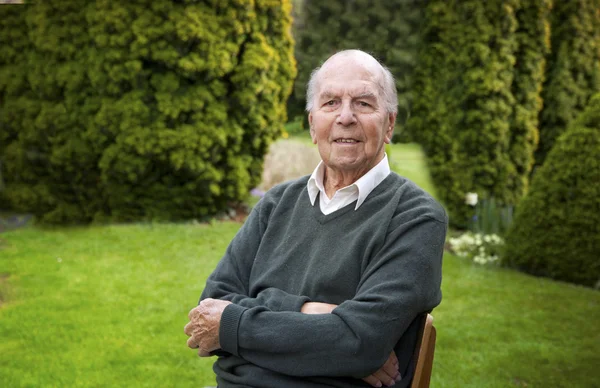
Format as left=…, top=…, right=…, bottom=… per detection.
left=334, top=138, right=360, bottom=144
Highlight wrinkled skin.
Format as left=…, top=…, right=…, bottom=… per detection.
left=184, top=298, right=232, bottom=357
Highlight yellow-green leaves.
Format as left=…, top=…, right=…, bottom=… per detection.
left=0, top=0, right=295, bottom=224
left=411, top=0, right=551, bottom=227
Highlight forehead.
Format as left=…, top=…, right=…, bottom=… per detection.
left=316, top=60, right=382, bottom=98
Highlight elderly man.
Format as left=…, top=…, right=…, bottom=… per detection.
left=185, top=50, right=447, bottom=388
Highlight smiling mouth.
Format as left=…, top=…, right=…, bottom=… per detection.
left=335, top=138, right=360, bottom=143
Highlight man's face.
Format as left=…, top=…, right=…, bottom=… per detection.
left=309, top=59, right=396, bottom=177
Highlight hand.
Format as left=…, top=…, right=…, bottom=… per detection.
left=184, top=298, right=232, bottom=357
left=362, top=351, right=401, bottom=387
left=300, top=302, right=338, bottom=314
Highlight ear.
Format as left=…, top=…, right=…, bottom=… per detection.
left=384, top=112, right=397, bottom=144
left=309, top=113, right=317, bottom=144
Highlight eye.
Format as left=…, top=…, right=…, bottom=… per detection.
left=358, top=101, right=371, bottom=107
left=326, top=100, right=336, bottom=106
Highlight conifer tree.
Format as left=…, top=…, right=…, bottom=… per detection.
left=0, top=1, right=296, bottom=223
left=535, top=0, right=600, bottom=168
left=410, top=0, right=550, bottom=226
left=0, top=4, right=29, bottom=210
left=507, top=0, right=552, bottom=202
left=504, top=94, right=600, bottom=288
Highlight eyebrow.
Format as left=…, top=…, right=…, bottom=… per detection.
left=318, top=90, right=338, bottom=100
left=354, top=92, right=377, bottom=100
left=318, top=90, right=378, bottom=100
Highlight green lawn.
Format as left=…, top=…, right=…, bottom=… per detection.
left=0, top=224, right=231, bottom=387
left=389, top=142, right=436, bottom=197
left=1, top=225, right=598, bottom=387
left=0, top=142, right=598, bottom=387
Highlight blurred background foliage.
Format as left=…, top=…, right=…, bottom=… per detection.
left=410, top=0, right=552, bottom=228
left=535, top=0, right=600, bottom=168
left=0, top=0, right=295, bottom=223
left=0, top=0, right=599, bottom=287
left=504, top=94, right=600, bottom=288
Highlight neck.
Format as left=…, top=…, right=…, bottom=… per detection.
left=323, top=168, right=364, bottom=198
left=321, top=153, right=386, bottom=198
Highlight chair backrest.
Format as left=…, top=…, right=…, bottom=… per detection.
left=410, top=314, right=437, bottom=388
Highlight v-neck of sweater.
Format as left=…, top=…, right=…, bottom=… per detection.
left=310, top=174, right=396, bottom=224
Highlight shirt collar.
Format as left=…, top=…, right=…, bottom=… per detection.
left=307, top=154, right=391, bottom=209
left=307, top=161, right=326, bottom=206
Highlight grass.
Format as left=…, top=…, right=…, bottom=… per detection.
left=433, top=256, right=599, bottom=387
left=1, top=139, right=599, bottom=387
left=1, top=225, right=598, bottom=387
left=388, top=142, right=436, bottom=197
left=0, top=223, right=236, bottom=387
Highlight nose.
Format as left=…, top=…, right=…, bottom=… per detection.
left=336, top=101, right=357, bottom=126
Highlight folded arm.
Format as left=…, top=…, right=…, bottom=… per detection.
left=210, top=215, right=445, bottom=378
left=302, top=302, right=401, bottom=387
left=199, top=198, right=311, bottom=313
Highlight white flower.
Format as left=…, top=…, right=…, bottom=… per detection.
left=449, top=231, right=504, bottom=266
left=490, top=234, right=502, bottom=244
left=474, top=255, right=486, bottom=264
left=465, top=192, right=478, bottom=206
left=474, top=234, right=483, bottom=246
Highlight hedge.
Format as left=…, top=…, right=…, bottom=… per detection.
left=410, top=0, right=550, bottom=227
left=503, top=94, right=600, bottom=288
left=535, top=0, right=600, bottom=168
left=0, top=1, right=296, bottom=223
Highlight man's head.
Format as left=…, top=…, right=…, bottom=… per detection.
left=306, top=50, right=398, bottom=179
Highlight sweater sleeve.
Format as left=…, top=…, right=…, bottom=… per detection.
left=200, top=197, right=311, bottom=313
left=218, top=214, right=447, bottom=378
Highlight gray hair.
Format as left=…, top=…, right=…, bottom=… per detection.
left=305, top=50, right=398, bottom=114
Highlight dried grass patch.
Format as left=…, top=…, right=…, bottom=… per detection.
left=259, top=139, right=321, bottom=191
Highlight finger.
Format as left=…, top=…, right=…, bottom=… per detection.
left=187, top=336, right=199, bottom=349
left=188, top=307, right=198, bottom=320
left=389, top=351, right=401, bottom=381
left=371, top=368, right=396, bottom=387
left=362, top=374, right=383, bottom=388
left=184, top=322, right=193, bottom=336
left=381, top=353, right=399, bottom=377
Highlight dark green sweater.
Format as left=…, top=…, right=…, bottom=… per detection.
left=200, top=173, right=447, bottom=388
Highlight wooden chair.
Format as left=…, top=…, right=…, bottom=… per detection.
left=410, top=314, right=437, bottom=388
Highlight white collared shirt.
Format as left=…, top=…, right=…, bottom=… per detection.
left=307, top=154, right=391, bottom=215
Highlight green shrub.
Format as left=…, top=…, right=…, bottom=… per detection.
left=507, top=0, right=551, bottom=202
left=0, top=1, right=295, bottom=223
left=410, top=0, right=550, bottom=227
left=503, top=94, right=600, bottom=288
left=0, top=4, right=33, bottom=212
left=535, top=0, right=600, bottom=168
left=284, top=116, right=306, bottom=136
